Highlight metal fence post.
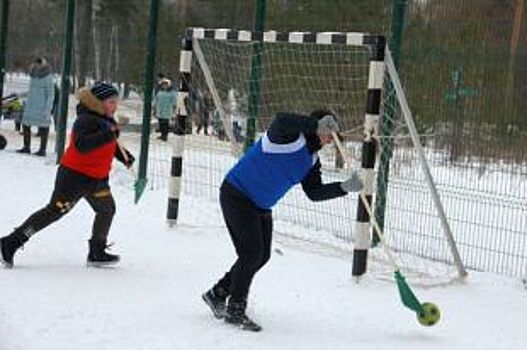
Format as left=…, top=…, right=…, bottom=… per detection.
left=243, top=0, right=266, bottom=151
left=56, top=0, right=75, bottom=163
left=135, top=0, right=160, bottom=203
left=0, top=0, right=10, bottom=102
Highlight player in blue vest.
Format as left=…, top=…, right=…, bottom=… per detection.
left=202, top=110, right=363, bottom=331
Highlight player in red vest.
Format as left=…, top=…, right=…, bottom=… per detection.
left=0, top=82, right=134, bottom=268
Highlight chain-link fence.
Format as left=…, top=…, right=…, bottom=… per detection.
left=378, top=0, right=527, bottom=278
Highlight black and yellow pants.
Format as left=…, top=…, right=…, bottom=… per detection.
left=15, top=166, right=116, bottom=243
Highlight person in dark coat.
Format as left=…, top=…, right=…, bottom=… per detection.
left=202, top=110, right=363, bottom=331
left=0, top=82, right=135, bottom=268
left=196, top=91, right=213, bottom=135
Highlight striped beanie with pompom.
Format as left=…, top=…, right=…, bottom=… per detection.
left=91, top=82, right=119, bottom=101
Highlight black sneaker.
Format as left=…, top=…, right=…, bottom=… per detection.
left=16, top=147, right=30, bottom=154
left=0, top=234, right=26, bottom=268
left=225, top=300, right=262, bottom=332
left=202, top=286, right=228, bottom=319
left=87, top=240, right=120, bottom=267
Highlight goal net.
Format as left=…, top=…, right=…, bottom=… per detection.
left=165, top=27, right=466, bottom=286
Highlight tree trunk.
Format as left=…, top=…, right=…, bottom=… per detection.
left=77, top=0, right=93, bottom=87
left=506, top=0, right=524, bottom=99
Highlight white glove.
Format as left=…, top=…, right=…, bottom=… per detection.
left=317, top=115, right=339, bottom=136
left=340, top=171, right=363, bottom=193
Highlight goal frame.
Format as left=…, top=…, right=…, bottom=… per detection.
left=167, top=27, right=466, bottom=279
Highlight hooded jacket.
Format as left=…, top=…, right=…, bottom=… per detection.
left=21, top=62, right=55, bottom=127
left=61, top=88, right=126, bottom=179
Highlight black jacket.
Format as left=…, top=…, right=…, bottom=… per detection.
left=73, top=104, right=117, bottom=153
left=72, top=103, right=132, bottom=165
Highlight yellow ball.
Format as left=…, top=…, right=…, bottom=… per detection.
left=417, top=302, right=441, bottom=326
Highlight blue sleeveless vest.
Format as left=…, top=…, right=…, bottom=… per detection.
left=226, top=133, right=316, bottom=209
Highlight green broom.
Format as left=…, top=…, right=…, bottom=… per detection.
left=333, top=132, right=441, bottom=327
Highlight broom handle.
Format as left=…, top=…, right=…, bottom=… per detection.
left=116, top=139, right=137, bottom=180
left=332, top=132, right=400, bottom=271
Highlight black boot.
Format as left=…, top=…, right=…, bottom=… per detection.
left=17, top=125, right=31, bottom=153
left=202, top=285, right=229, bottom=319
left=225, top=300, right=262, bottom=332
left=87, top=239, right=120, bottom=267
left=0, top=230, right=29, bottom=268
left=0, top=134, right=6, bottom=150
left=34, top=127, right=49, bottom=157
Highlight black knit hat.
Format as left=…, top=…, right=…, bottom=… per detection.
left=91, top=82, right=119, bottom=101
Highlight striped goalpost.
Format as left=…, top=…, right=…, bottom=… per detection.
left=165, top=36, right=192, bottom=227
left=167, top=27, right=466, bottom=281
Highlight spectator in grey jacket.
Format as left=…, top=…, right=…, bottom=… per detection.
left=18, top=57, right=55, bottom=156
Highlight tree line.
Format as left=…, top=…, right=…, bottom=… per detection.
left=3, top=0, right=526, bottom=162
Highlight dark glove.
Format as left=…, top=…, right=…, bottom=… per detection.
left=340, top=171, right=363, bottom=193
left=123, top=150, right=135, bottom=168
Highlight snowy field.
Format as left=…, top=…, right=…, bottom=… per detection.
left=1, top=137, right=527, bottom=349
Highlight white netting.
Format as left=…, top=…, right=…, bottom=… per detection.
left=184, top=35, right=370, bottom=246
left=138, top=32, right=467, bottom=286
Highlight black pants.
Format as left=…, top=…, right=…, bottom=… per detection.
left=21, top=125, right=49, bottom=152
left=15, top=166, right=116, bottom=243
left=196, top=113, right=209, bottom=135
left=159, top=119, right=169, bottom=140
left=214, top=181, right=273, bottom=302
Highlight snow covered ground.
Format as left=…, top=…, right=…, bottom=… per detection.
left=1, top=135, right=527, bottom=349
